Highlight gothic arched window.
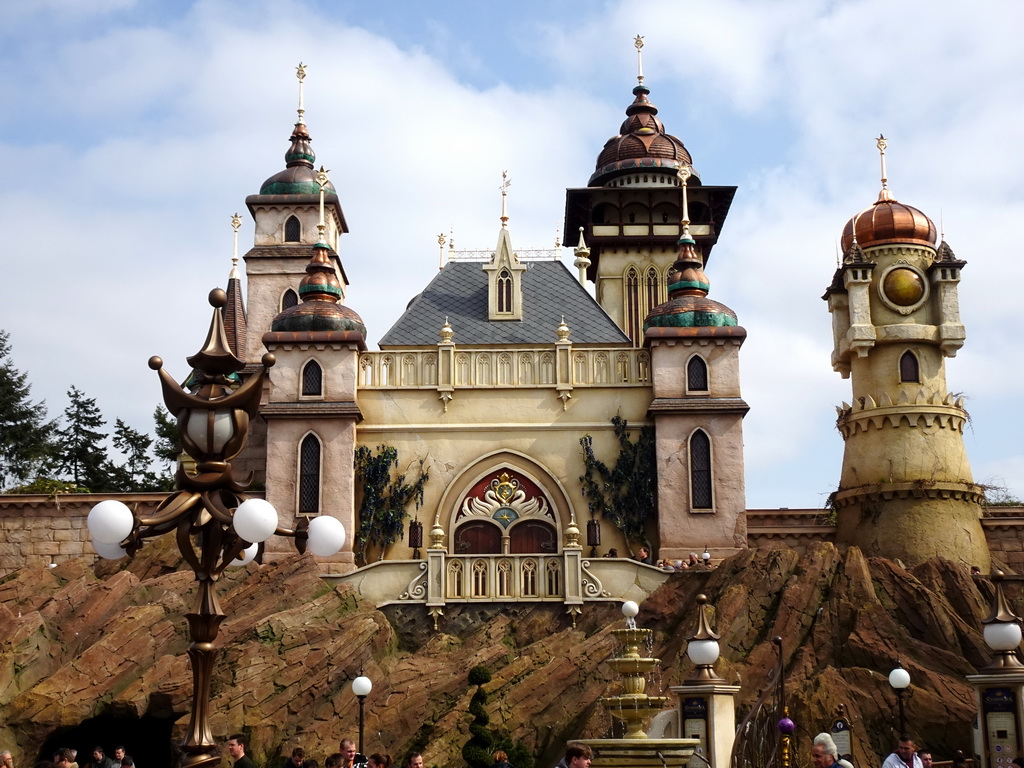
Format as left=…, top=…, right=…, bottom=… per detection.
left=900, top=350, right=920, bottom=383
left=285, top=215, right=301, bottom=242
left=298, top=433, right=321, bottom=514
left=497, top=269, right=513, bottom=313
left=625, top=267, right=641, bottom=345
left=282, top=289, right=298, bottom=310
left=687, top=356, right=708, bottom=392
left=690, top=429, right=713, bottom=510
left=302, top=360, right=323, bottom=396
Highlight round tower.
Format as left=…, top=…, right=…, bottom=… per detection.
left=823, top=137, right=989, bottom=569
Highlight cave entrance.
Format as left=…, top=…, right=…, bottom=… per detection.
left=38, top=707, right=178, bottom=768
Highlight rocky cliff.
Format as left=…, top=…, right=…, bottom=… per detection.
left=0, top=541, right=1003, bottom=768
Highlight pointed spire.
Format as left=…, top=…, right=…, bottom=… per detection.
left=677, top=164, right=693, bottom=240
left=500, top=170, right=511, bottom=228
left=315, top=166, right=329, bottom=247
left=188, top=289, right=245, bottom=376
left=296, top=62, right=307, bottom=125
left=876, top=134, right=893, bottom=202
left=634, top=34, right=645, bottom=86
left=223, top=214, right=247, bottom=360
left=437, top=232, right=446, bottom=271
left=573, top=226, right=591, bottom=284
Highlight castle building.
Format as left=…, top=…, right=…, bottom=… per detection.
left=221, top=57, right=750, bottom=613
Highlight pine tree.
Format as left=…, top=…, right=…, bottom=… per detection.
left=113, top=418, right=160, bottom=491
left=152, top=405, right=180, bottom=489
left=55, top=386, right=111, bottom=491
left=0, top=331, right=54, bottom=489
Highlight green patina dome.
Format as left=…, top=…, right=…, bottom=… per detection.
left=644, top=295, right=738, bottom=329
left=259, top=121, right=337, bottom=196
left=270, top=245, right=365, bottom=335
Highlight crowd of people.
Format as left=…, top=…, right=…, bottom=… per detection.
left=225, top=736, right=421, bottom=768
left=17, top=745, right=136, bottom=768
left=811, top=732, right=983, bottom=768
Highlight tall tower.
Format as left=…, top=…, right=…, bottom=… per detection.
left=241, top=63, right=350, bottom=366
left=644, top=167, right=748, bottom=561
left=563, top=36, right=736, bottom=345
left=823, top=137, right=989, bottom=568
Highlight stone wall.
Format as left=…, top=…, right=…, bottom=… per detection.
left=2, top=495, right=1021, bottom=576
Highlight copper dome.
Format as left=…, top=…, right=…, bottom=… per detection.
left=259, top=122, right=338, bottom=196
left=589, top=85, right=693, bottom=187
left=841, top=192, right=937, bottom=251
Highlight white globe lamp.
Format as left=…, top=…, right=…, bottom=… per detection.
left=233, top=498, right=279, bottom=543
left=307, top=515, right=347, bottom=556
left=88, top=500, right=135, bottom=544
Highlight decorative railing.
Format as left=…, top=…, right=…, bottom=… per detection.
left=358, top=348, right=650, bottom=390
left=443, top=554, right=564, bottom=601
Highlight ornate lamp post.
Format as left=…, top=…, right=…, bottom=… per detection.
left=686, top=594, right=723, bottom=682
left=87, top=289, right=346, bottom=768
left=981, top=570, right=1024, bottom=671
left=352, top=672, right=373, bottom=755
left=888, top=662, right=911, bottom=735
left=702, top=547, right=712, bottom=568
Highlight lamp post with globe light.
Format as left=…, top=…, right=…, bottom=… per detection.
left=87, top=289, right=346, bottom=768
left=352, top=672, right=372, bottom=755
left=888, top=663, right=911, bottom=735
left=967, top=569, right=1024, bottom=768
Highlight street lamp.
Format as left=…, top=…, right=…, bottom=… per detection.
left=888, top=662, right=911, bottom=735
left=981, top=570, right=1024, bottom=670
left=352, top=672, right=373, bottom=755
left=87, top=289, right=347, bottom=768
left=686, top=594, right=723, bottom=682
left=702, top=546, right=711, bottom=567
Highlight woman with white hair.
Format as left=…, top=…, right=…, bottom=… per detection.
left=812, top=733, right=840, bottom=768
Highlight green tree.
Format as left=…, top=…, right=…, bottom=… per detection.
left=153, top=406, right=180, bottom=467
left=0, top=331, right=55, bottom=489
left=55, top=386, right=111, bottom=491
left=113, top=418, right=160, bottom=491
left=579, top=414, right=657, bottom=556
left=353, top=445, right=428, bottom=564
left=462, top=666, right=495, bottom=768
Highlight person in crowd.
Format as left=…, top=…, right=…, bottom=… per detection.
left=340, top=741, right=357, bottom=768
left=404, top=754, right=423, bottom=768
left=811, top=734, right=839, bottom=768
left=634, top=546, right=652, bottom=564
left=563, top=745, right=592, bottom=768
left=226, top=735, right=255, bottom=768
left=111, top=750, right=124, bottom=765
left=2, top=752, right=13, bottom=768
left=282, top=749, right=305, bottom=768
left=325, top=754, right=343, bottom=768
left=90, top=748, right=117, bottom=768
left=367, top=755, right=392, bottom=768
left=119, top=757, right=133, bottom=768
left=491, top=751, right=512, bottom=768
left=301, top=759, right=319, bottom=768
left=918, top=750, right=933, bottom=768
left=881, top=736, right=922, bottom=768
left=53, top=750, right=75, bottom=768
left=603, top=548, right=618, bottom=558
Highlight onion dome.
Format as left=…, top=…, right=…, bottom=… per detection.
left=841, top=188, right=937, bottom=251
left=590, top=85, right=694, bottom=187
left=271, top=245, right=365, bottom=335
left=259, top=122, right=338, bottom=196
left=645, top=233, right=737, bottom=329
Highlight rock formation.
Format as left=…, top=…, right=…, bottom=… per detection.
left=0, top=541, right=1005, bottom=768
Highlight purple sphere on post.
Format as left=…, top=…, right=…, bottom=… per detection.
left=777, top=717, right=796, bottom=735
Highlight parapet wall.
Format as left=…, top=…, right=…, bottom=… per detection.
left=2, top=494, right=1022, bottom=576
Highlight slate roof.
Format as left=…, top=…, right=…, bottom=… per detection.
left=378, top=259, right=631, bottom=347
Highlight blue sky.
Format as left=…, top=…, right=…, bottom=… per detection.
left=3, top=0, right=1023, bottom=507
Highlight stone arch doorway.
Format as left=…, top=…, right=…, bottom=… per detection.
left=436, top=450, right=574, bottom=555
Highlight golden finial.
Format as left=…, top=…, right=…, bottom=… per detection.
left=296, top=62, right=307, bottom=125
left=230, top=213, right=242, bottom=278
left=449, top=227, right=454, bottom=253
left=634, top=35, right=645, bottom=85
left=677, top=164, right=692, bottom=236
left=229, top=211, right=240, bottom=268
left=500, top=170, right=511, bottom=228
left=315, top=165, right=330, bottom=245
left=437, top=232, right=446, bottom=271
left=554, top=226, right=561, bottom=249
left=876, top=134, right=893, bottom=201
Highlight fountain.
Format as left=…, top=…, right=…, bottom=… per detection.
left=578, top=601, right=700, bottom=767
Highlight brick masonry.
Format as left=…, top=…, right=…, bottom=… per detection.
left=2, top=495, right=1021, bottom=576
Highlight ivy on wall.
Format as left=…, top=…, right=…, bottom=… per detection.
left=579, top=415, right=656, bottom=557
left=353, top=444, right=428, bottom=565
